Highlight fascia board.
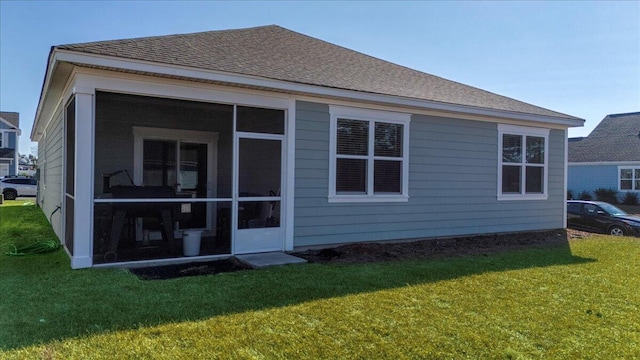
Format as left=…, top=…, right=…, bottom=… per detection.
left=53, top=49, right=585, bottom=128
left=569, top=161, right=640, bottom=166
left=0, top=128, right=22, bottom=136
left=0, top=117, right=20, bottom=132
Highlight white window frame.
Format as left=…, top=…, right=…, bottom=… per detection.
left=329, top=105, right=410, bottom=203
left=497, top=124, right=550, bottom=201
left=618, top=166, right=640, bottom=192
left=132, top=126, right=218, bottom=192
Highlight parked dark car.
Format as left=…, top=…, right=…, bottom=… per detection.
left=567, top=200, right=640, bottom=237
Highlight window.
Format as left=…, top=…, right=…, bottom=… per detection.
left=0, top=131, right=9, bottom=148
left=583, top=203, right=598, bottom=214
left=498, top=125, right=549, bottom=200
left=329, top=106, right=410, bottom=202
left=619, top=166, right=640, bottom=191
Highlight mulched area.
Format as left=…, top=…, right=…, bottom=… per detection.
left=130, top=229, right=595, bottom=279
left=293, top=229, right=595, bottom=265
left=130, top=258, right=252, bottom=280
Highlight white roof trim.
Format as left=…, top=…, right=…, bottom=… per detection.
left=569, top=161, right=640, bottom=166
left=51, top=49, right=584, bottom=128
left=0, top=116, right=20, bottom=135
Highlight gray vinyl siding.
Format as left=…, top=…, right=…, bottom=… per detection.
left=567, top=164, right=623, bottom=195
left=37, top=106, right=64, bottom=240
left=294, top=100, right=566, bottom=247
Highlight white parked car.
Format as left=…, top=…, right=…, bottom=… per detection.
left=1, top=177, right=37, bottom=200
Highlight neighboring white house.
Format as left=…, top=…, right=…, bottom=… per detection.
left=31, top=25, right=584, bottom=269
left=568, top=112, right=640, bottom=198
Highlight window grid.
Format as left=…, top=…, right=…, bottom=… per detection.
left=335, top=118, right=404, bottom=195
left=619, top=167, right=640, bottom=191
left=502, top=135, right=545, bottom=194
left=329, top=106, right=410, bottom=203
left=498, top=125, right=549, bottom=200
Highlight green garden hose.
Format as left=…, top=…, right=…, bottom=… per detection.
left=4, top=240, right=60, bottom=256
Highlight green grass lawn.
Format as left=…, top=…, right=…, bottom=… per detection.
left=1, top=203, right=639, bottom=359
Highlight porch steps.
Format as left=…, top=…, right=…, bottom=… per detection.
left=235, top=252, right=307, bottom=269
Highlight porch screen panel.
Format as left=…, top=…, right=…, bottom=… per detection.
left=236, top=106, right=284, bottom=135
left=179, top=143, right=207, bottom=194
left=179, top=142, right=207, bottom=228
left=238, top=138, right=281, bottom=197
left=64, top=97, right=76, bottom=253
left=66, top=98, right=76, bottom=196
left=143, top=140, right=176, bottom=187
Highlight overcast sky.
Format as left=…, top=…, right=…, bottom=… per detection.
left=1, top=1, right=638, bottom=154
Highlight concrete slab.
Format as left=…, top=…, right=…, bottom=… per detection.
left=235, top=252, right=307, bottom=269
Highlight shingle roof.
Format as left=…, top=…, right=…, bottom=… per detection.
left=0, top=112, right=19, bottom=128
left=569, top=112, right=640, bottom=162
left=56, top=25, right=578, bottom=120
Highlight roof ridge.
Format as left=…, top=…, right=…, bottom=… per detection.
left=607, top=111, right=640, bottom=118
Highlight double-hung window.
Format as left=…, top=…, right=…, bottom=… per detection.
left=498, top=124, right=549, bottom=200
left=619, top=166, right=640, bottom=191
left=329, top=106, right=410, bottom=202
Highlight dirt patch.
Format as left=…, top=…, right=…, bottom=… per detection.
left=130, top=229, right=596, bottom=278
left=293, top=229, right=594, bottom=265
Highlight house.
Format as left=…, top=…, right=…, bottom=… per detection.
left=31, top=25, right=584, bottom=269
left=0, top=111, right=20, bottom=178
left=568, top=112, right=640, bottom=198
left=18, top=158, right=37, bottom=177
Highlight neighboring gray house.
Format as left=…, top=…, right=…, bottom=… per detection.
left=31, top=25, right=584, bottom=269
left=568, top=112, right=640, bottom=197
left=0, top=111, right=20, bottom=177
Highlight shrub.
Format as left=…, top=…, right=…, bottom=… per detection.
left=578, top=190, right=592, bottom=201
left=594, top=188, right=619, bottom=204
left=621, top=192, right=639, bottom=205
left=567, top=190, right=574, bottom=200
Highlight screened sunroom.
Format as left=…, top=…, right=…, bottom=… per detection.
left=63, top=90, right=290, bottom=266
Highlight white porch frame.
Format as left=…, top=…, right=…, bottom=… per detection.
left=69, top=86, right=95, bottom=269
left=233, top=131, right=286, bottom=254
left=62, top=71, right=296, bottom=268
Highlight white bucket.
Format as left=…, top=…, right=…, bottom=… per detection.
left=182, top=230, right=203, bottom=257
